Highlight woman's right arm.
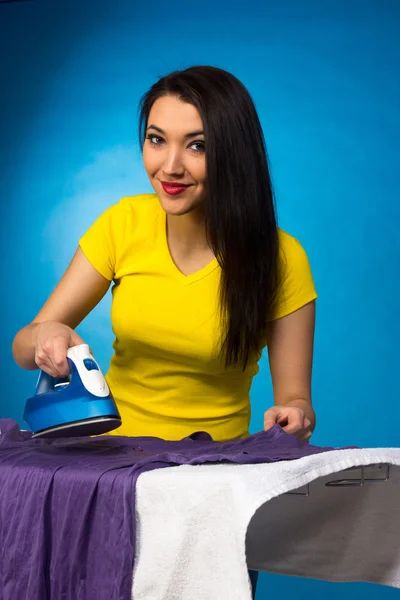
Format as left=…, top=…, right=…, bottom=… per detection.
left=12, top=247, right=111, bottom=376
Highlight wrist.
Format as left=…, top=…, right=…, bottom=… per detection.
left=285, top=397, right=316, bottom=430
left=30, top=322, right=41, bottom=349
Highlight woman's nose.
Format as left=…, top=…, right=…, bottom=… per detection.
left=162, top=148, right=185, bottom=176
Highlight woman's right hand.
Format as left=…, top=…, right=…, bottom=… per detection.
left=33, top=320, right=86, bottom=378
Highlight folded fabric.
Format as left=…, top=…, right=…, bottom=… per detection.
left=0, top=419, right=349, bottom=600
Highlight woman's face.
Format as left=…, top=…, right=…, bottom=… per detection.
left=143, top=95, right=207, bottom=217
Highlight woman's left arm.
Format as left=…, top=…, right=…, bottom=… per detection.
left=264, top=301, right=316, bottom=441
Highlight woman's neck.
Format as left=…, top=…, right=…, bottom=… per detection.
left=166, top=208, right=211, bottom=255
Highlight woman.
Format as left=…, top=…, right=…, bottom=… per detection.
left=12, top=66, right=317, bottom=597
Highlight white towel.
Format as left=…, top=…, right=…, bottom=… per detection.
left=132, top=448, right=400, bottom=599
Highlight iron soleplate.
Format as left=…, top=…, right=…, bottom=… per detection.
left=32, top=416, right=122, bottom=438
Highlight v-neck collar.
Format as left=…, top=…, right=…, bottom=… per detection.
left=157, top=208, right=219, bottom=286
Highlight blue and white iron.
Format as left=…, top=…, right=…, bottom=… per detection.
left=24, top=344, right=121, bottom=438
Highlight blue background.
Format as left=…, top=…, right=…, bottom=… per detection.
left=1, top=0, right=399, bottom=597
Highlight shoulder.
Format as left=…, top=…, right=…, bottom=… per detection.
left=277, top=228, right=311, bottom=270
left=97, top=194, right=160, bottom=236
left=79, top=194, right=160, bottom=278
left=269, top=228, right=317, bottom=320
left=278, top=228, right=306, bottom=252
left=118, top=193, right=159, bottom=208
left=110, top=195, right=161, bottom=253
left=111, top=193, right=159, bottom=218
left=81, top=193, right=160, bottom=246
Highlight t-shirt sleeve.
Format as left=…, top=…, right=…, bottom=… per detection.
left=269, top=231, right=318, bottom=321
left=78, top=200, right=127, bottom=281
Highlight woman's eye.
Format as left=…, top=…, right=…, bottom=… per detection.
left=146, top=135, right=164, bottom=146
left=190, top=141, right=205, bottom=153
left=145, top=135, right=204, bottom=153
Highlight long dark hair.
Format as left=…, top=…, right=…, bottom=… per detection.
left=139, top=66, right=279, bottom=371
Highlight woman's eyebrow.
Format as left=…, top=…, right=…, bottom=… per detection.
left=147, top=124, right=165, bottom=134
left=147, top=124, right=204, bottom=139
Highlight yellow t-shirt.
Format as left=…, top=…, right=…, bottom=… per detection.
left=79, top=194, right=317, bottom=441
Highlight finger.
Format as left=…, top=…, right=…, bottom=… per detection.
left=276, top=414, right=289, bottom=426
left=37, top=341, right=62, bottom=376
left=46, top=354, right=67, bottom=378
left=38, top=340, right=67, bottom=378
left=298, top=429, right=313, bottom=443
left=301, top=419, right=312, bottom=441
left=35, top=354, right=61, bottom=378
left=70, top=331, right=86, bottom=347
left=296, top=418, right=313, bottom=441
left=281, top=411, right=304, bottom=434
left=50, top=336, right=71, bottom=377
left=35, top=349, right=54, bottom=374
left=264, top=408, right=279, bottom=431
left=264, top=419, right=277, bottom=431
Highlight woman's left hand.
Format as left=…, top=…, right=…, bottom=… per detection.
left=264, top=405, right=312, bottom=442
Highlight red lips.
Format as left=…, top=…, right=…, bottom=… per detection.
left=161, top=181, right=191, bottom=196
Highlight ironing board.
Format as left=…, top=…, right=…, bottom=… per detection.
left=132, top=448, right=400, bottom=599
left=6, top=427, right=400, bottom=598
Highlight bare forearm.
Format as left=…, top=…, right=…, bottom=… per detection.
left=12, top=324, right=40, bottom=370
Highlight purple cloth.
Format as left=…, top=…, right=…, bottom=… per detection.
left=0, top=419, right=340, bottom=600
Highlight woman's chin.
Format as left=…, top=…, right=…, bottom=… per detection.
left=158, top=194, right=201, bottom=217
